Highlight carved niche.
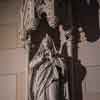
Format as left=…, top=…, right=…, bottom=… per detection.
left=20, top=0, right=59, bottom=40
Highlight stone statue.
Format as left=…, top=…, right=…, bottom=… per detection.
left=29, top=34, right=67, bottom=100
left=20, top=1, right=74, bottom=100
left=19, top=1, right=88, bottom=100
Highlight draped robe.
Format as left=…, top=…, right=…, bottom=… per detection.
left=29, top=34, right=67, bottom=100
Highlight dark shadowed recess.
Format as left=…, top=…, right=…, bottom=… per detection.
left=71, top=0, right=100, bottom=42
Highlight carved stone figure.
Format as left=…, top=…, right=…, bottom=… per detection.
left=29, top=34, right=67, bottom=100
left=19, top=1, right=88, bottom=100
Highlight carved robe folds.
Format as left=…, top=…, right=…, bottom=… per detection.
left=29, top=34, right=67, bottom=100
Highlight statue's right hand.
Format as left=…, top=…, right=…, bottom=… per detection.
left=29, top=55, right=44, bottom=69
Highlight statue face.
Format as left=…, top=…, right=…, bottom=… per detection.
left=41, top=34, right=51, bottom=50
left=42, top=38, right=48, bottom=49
